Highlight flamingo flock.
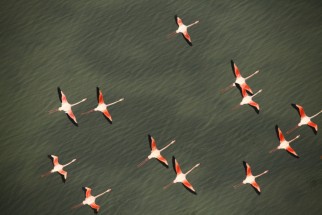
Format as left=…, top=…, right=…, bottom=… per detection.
left=41, top=15, right=322, bottom=213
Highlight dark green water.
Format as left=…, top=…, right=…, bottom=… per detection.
left=1, top=0, right=322, bottom=214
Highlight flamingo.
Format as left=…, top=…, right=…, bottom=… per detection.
left=169, top=15, right=199, bottom=46
left=270, top=125, right=300, bottom=158
left=73, top=187, right=111, bottom=213
left=287, top=104, right=322, bottom=135
left=163, top=156, right=200, bottom=194
left=82, top=87, right=124, bottom=124
left=233, top=84, right=262, bottom=113
left=48, top=87, right=87, bottom=126
left=137, top=135, right=175, bottom=168
left=221, top=60, right=259, bottom=94
left=41, top=155, right=76, bottom=182
left=233, top=161, right=268, bottom=195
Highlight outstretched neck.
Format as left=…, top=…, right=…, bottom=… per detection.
left=289, top=135, right=300, bottom=143
left=253, top=89, right=262, bottom=97
left=186, top=163, right=200, bottom=175
left=160, top=140, right=176, bottom=151
left=245, top=70, right=259, bottom=80
left=106, top=98, right=124, bottom=107
left=255, top=170, right=268, bottom=178
left=63, top=159, right=76, bottom=167
left=72, top=98, right=87, bottom=106
left=95, top=189, right=111, bottom=198
left=311, top=110, right=322, bottom=119
left=187, top=21, right=199, bottom=28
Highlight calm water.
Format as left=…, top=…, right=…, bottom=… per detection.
left=1, top=0, right=322, bottom=214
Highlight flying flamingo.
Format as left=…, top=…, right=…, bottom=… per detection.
left=48, top=87, right=87, bottom=126
left=233, top=84, right=262, bottom=113
left=233, top=161, right=268, bottom=195
left=82, top=87, right=124, bottom=124
left=163, top=156, right=200, bottom=194
left=72, top=187, right=111, bottom=213
left=168, top=15, right=199, bottom=46
left=137, top=135, right=175, bottom=168
left=270, top=125, right=300, bottom=158
left=287, top=104, right=322, bottom=135
left=221, top=60, right=259, bottom=94
left=41, top=155, right=76, bottom=182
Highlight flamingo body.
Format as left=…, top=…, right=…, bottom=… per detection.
left=174, top=15, right=199, bottom=46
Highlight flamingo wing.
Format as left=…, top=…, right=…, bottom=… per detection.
left=96, top=87, right=105, bottom=104
left=292, top=104, right=307, bottom=118
left=276, top=126, right=285, bottom=142
left=172, top=156, right=182, bottom=174
left=307, top=121, right=318, bottom=134
left=58, top=170, right=67, bottom=181
left=50, top=155, right=59, bottom=166
left=148, top=135, right=157, bottom=151
left=157, top=154, right=168, bottom=167
left=243, top=161, right=253, bottom=176
left=241, top=83, right=253, bottom=95
left=251, top=181, right=261, bottom=194
left=103, top=109, right=112, bottom=123
left=182, top=179, right=196, bottom=194
left=181, top=31, right=192, bottom=46
left=66, top=110, right=78, bottom=126
left=58, top=87, right=68, bottom=103
left=90, top=203, right=100, bottom=212
left=84, top=187, right=92, bottom=198
left=231, top=60, right=241, bottom=78
left=175, top=15, right=183, bottom=26
left=249, top=101, right=260, bottom=113
left=286, top=146, right=299, bottom=158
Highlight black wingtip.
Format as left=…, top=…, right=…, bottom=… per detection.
left=66, top=114, right=79, bottom=127
left=157, top=159, right=169, bottom=168
left=275, top=125, right=279, bottom=139
left=183, top=184, right=197, bottom=195
left=103, top=114, right=113, bottom=124
left=291, top=104, right=298, bottom=109
left=96, top=87, right=100, bottom=103
left=172, top=156, right=176, bottom=173
left=61, top=175, right=66, bottom=183
left=57, top=87, right=62, bottom=102
left=253, top=186, right=261, bottom=195
left=82, top=187, right=87, bottom=192
left=287, top=151, right=300, bottom=159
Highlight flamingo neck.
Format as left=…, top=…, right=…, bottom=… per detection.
left=255, top=170, right=268, bottom=178
left=252, top=90, right=262, bottom=97
left=160, top=140, right=175, bottom=151
left=186, top=164, right=200, bottom=175
left=106, top=98, right=124, bottom=107
left=245, top=70, right=259, bottom=80
left=289, top=135, right=300, bottom=143
left=311, top=110, right=322, bottom=119
left=95, top=189, right=111, bottom=198
left=63, top=159, right=76, bottom=167
left=187, top=21, right=199, bottom=28
left=71, top=99, right=86, bottom=106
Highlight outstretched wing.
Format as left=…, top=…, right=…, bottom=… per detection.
left=172, top=156, right=182, bottom=174
left=97, top=87, right=105, bottom=104
left=148, top=135, right=157, bottom=151
left=243, top=161, right=252, bottom=176
left=231, top=60, right=241, bottom=78
left=291, top=104, right=307, bottom=118
left=58, top=87, right=68, bottom=103
left=182, top=179, right=196, bottom=194
left=156, top=155, right=168, bottom=167
left=251, top=181, right=261, bottom=194
left=286, top=146, right=299, bottom=158
left=175, top=15, right=183, bottom=26
left=182, top=32, right=192, bottom=46
left=103, top=109, right=112, bottom=124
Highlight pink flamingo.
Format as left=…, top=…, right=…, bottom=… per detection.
left=270, top=125, right=300, bottom=158
left=233, top=161, right=268, bottom=195
left=168, top=15, right=199, bottom=46
left=49, top=87, right=87, bottom=126
left=137, top=135, right=175, bottom=168
left=41, top=155, right=76, bottom=182
left=82, top=87, right=124, bottom=124
left=233, top=84, right=262, bottom=113
left=73, top=187, right=111, bottom=213
left=221, top=60, right=259, bottom=94
left=287, top=104, right=322, bottom=135
left=163, top=156, right=200, bottom=194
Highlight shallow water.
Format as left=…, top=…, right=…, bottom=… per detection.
left=0, top=0, right=322, bottom=214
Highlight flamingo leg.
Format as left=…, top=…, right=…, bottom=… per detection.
left=220, top=84, right=234, bottom=94
left=137, top=158, right=149, bottom=168
left=167, top=32, right=177, bottom=39
left=163, top=182, right=174, bottom=190
left=48, top=109, right=59, bottom=114
left=231, top=105, right=240, bottom=111
left=233, top=182, right=243, bottom=189
left=81, top=110, right=94, bottom=115
left=269, top=148, right=278, bottom=153
left=286, top=125, right=299, bottom=134
left=71, top=203, right=83, bottom=209
left=41, top=171, right=52, bottom=177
